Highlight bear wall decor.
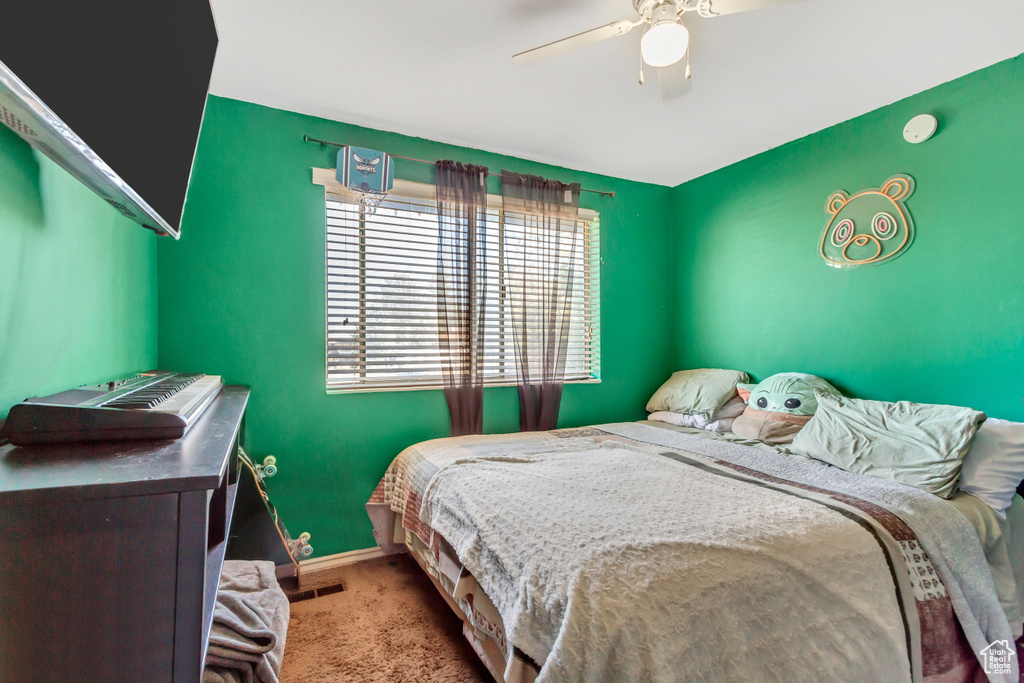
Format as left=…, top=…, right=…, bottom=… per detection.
left=819, top=174, right=915, bottom=269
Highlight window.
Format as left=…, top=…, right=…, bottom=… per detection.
left=317, top=171, right=600, bottom=392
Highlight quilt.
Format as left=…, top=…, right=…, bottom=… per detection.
left=367, top=423, right=1014, bottom=682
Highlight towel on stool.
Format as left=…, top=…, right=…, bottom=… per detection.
left=203, top=560, right=289, bottom=683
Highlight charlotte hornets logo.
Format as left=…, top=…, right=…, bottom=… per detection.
left=353, top=153, right=381, bottom=176
left=337, top=146, right=394, bottom=196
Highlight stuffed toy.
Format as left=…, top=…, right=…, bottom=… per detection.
left=732, top=373, right=841, bottom=444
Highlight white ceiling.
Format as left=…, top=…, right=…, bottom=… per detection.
left=208, top=0, right=1024, bottom=187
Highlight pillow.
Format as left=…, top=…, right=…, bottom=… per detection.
left=732, top=409, right=812, bottom=444
left=648, top=411, right=737, bottom=433
left=737, top=373, right=841, bottom=416
left=958, top=418, right=1024, bottom=518
left=731, top=373, right=841, bottom=444
left=646, top=369, right=749, bottom=420
left=790, top=391, right=986, bottom=499
left=714, top=394, right=748, bottom=419
left=648, top=395, right=747, bottom=433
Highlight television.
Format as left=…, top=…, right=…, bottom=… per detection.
left=0, top=3, right=218, bottom=239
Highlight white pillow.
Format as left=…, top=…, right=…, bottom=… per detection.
left=648, top=396, right=746, bottom=433
left=648, top=411, right=737, bottom=433
left=959, top=418, right=1024, bottom=518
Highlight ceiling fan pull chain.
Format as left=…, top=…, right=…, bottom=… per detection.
left=638, top=46, right=646, bottom=85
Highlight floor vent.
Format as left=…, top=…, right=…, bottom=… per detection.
left=317, top=583, right=346, bottom=597
left=286, top=582, right=345, bottom=603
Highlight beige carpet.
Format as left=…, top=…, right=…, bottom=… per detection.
left=280, top=553, right=492, bottom=682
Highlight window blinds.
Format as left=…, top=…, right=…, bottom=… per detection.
left=325, top=188, right=600, bottom=391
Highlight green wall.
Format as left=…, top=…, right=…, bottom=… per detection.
left=162, top=55, right=1024, bottom=558
left=672, top=54, right=1024, bottom=422
left=0, top=125, right=156, bottom=418
left=159, top=96, right=676, bottom=556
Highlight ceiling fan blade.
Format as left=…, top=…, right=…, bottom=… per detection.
left=697, top=0, right=801, bottom=16
left=657, top=57, right=692, bottom=101
left=512, top=18, right=639, bottom=66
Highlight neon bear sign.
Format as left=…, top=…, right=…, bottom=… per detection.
left=819, top=174, right=915, bottom=269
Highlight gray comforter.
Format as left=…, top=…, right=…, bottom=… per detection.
left=412, top=423, right=1014, bottom=682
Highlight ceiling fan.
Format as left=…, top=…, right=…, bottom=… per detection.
left=512, top=0, right=800, bottom=100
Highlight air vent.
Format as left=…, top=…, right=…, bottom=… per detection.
left=0, top=104, right=37, bottom=136
left=286, top=582, right=345, bottom=603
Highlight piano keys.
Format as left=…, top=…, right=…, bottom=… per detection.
left=0, top=371, right=224, bottom=445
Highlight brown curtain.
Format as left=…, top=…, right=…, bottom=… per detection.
left=436, top=161, right=489, bottom=436
left=501, top=170, right=581, bottom=432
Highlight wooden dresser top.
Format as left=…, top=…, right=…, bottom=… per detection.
left=0, top=385, right=249, bottom=505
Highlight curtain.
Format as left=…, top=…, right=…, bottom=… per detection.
left=501, top=170, right=582, bottom=432
left=436, top=161, right=489, bottom=436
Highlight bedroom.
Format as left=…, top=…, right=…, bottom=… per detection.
left=1, top=0, right=1023, bottom=681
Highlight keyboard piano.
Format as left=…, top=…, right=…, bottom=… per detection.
left=0, top=371, right=224, bottom=445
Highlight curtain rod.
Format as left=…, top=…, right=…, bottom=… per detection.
left=303, top=135, right=615, bottom=199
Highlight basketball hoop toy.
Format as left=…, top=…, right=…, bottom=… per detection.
left=337, top=146, right=394, bottom=215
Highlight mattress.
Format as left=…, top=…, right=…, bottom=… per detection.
left=367, top=421, right=1020, bottom=683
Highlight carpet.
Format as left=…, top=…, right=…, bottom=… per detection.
left=279, top=553, right=491, bottom=682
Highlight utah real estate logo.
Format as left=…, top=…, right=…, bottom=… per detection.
left=980, top=640, right=1015, bottom=676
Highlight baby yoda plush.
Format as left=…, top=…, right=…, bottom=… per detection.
left=732, top=373, right=841, bottom=444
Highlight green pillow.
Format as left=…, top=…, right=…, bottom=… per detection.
left=790, top=391, right=986, bottom=499
left=646, top=368, right=749, bottom=420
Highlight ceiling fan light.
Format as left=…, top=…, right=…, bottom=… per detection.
left=641, top=18, right=689, bottom=68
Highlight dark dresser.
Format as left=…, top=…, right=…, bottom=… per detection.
left=0, top=385, right=249, bottom=683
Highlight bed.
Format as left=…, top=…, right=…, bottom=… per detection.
left=366, top=420, right=1024, bottom=683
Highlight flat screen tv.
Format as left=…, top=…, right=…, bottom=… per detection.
left=0, top=3, right=218, bottom=239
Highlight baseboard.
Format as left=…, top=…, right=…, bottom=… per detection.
left=299, top=545, right=404, bottom=574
